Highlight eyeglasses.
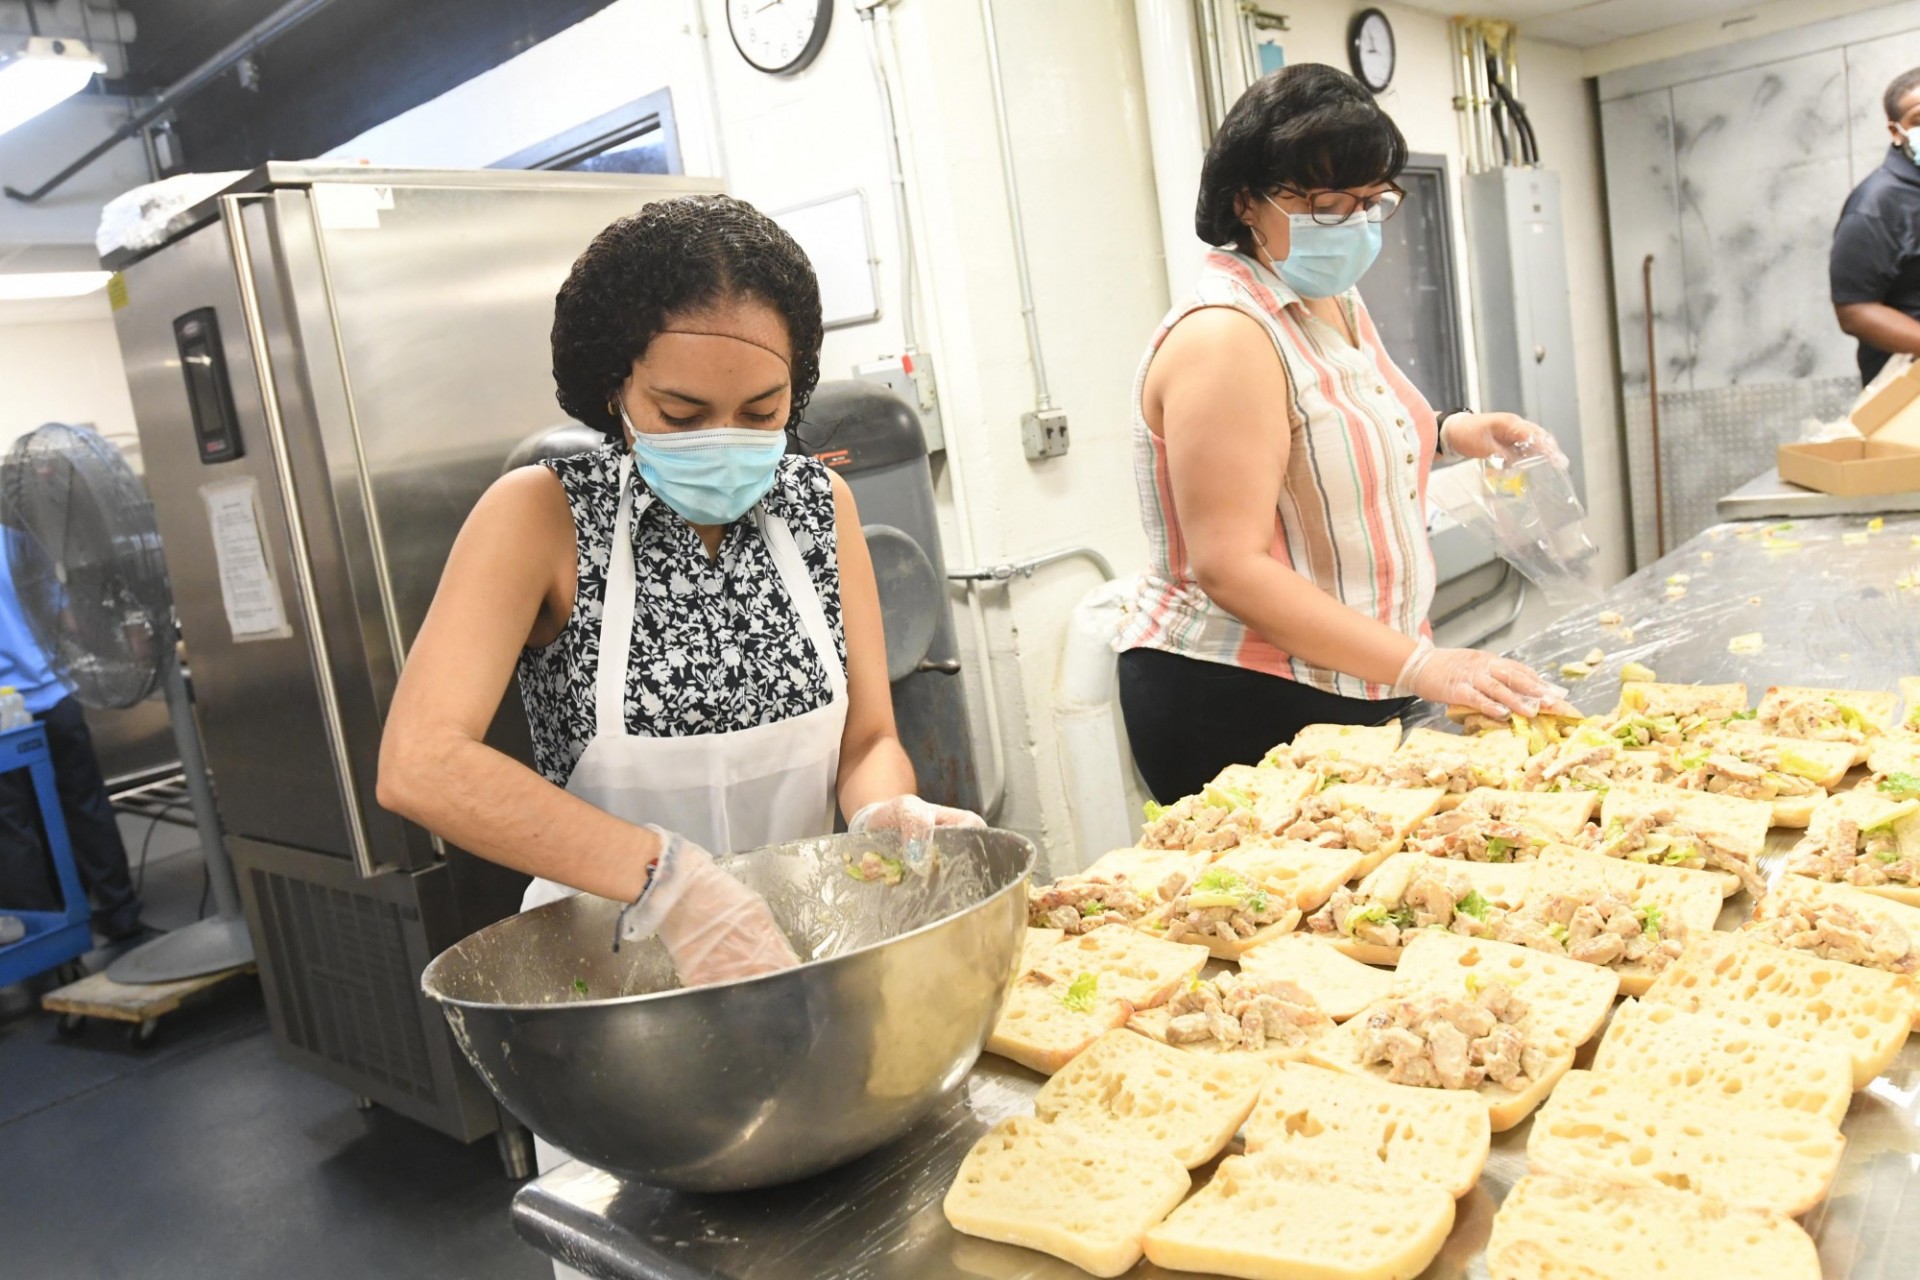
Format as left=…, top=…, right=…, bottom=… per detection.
left=1273, top=184, right=1405, bottom=225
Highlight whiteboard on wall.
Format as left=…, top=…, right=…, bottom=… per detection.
left=772, top=190, right=880, bottom=331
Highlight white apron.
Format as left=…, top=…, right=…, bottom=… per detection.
left=520, top=454, right=848, bottom=910
left=521, top=458, right=848, bottom=1271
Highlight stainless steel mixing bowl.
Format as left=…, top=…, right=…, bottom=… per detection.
left=421, top=828, right=1034, bottom=1192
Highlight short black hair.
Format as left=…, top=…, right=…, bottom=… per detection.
left=552, top=194, right=823, bottom=441
left=1887, top=68, right=1920, bottom=121
left=1195, top=63, right=1407, bottom=251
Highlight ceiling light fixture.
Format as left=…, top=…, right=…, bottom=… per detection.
left=0, top=270, right=112, bottom=301
left=0, top=37, right=107, bottom=141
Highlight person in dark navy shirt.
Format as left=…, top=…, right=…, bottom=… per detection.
left=1834, top=68, right=1920, bottom=383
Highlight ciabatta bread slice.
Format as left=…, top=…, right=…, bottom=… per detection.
left=1298, top=783, right=1447, bottom=875
left=1077, top=844, right=1206, bottom=891
left=1142, top=1150, right=1455, bottom=1280
left=1612, top=680, right=1748, bottom=720
left=1138, top=764, right=1318, bottom=856
left=1213, top=839, right=1364, bottom=913
left=1237, top=933, right=1395, bottom=1020
left=1642, top=930, right=1917, bottom=1087
left=1393, top=727, right=1531, bottom=802
left=1392, top=929, right=1620, bottom=1053
left=1682, top=730, right=1854, bottom=826
left=1749, top=876, right=1920, bottom=1014
left=1592, top=998, right=1853, bottom=1127
left=1033, top=1029, right=1269, bottom=1168
left=1753, top=685, right=1899, bottom=764
left=1517, top=846, right=1722, bottom=998
left=1242, top=1062, right=1490, bottom=1197
left=1031, top=924, right=1210, bottom=1009
left=985, top=970, right=1131, bottom=1075
left=1268, top=720, right=1403, bottom=771
left=1310, top=852, right=1534, bottom=965
left=1133, top=840, right=1362, bottom=963
left=1780, top=788, right=1920, bottom=907
left=1487, top=1175, right=1822, bottom=1280
left=1454, top=787, right=1598, bottom=838
left=943, top=1116, right=1189, bottom=1278
left=1597, top=780, right=1769, bottom=895
left=1526, top=1070, right=1845, bottom=1215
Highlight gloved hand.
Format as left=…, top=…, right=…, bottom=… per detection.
left=1442, top=412, right=1569, bottom=468
left=614, top=826, right=801, bottom=987
left=1394, top=638, right=1575, bottom=721
left=848, top=795, right=986, bottom=868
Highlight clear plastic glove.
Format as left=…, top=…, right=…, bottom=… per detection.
left=1442, top=412, right=1569, bottom=469
left=1393, top=638, right=1575, bottom=721
left=848, top=795, right=986, bottom=869
left=614, top=826, right=800, bottom=987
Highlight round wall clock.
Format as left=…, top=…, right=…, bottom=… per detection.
left=727, top=0, right=833, bottom=77
left=1348, top=8, right=1395, bottom=95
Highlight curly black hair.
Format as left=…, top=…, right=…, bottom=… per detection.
left=1195, top=63, right=1407, bottom=253
left=552, top=194, right=824, bottom=441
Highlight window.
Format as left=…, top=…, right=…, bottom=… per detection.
left=1366, top=152, right=1466, bottom=413
left=489, top=88, right=682, bottom=175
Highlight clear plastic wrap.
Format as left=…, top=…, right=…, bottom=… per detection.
left=1432, top=452, right=1603, bottom=607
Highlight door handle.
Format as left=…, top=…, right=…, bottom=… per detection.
left=915, top=659, right=962, bottom=675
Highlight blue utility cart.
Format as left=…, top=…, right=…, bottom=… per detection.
left=0, top=722, right=92, bottom=988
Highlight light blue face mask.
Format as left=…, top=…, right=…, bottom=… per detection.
left=620, top=402, right=788, bottom=526
left=1898, top=123, right=1918, bottom=165
left=1262, top=194, right=1384, bottom=299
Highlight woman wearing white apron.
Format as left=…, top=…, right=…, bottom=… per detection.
left=378, top=197, right=980, bottom=1274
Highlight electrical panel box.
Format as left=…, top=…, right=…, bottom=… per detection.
left=853, top=351, right=944, bottom=453
left=1464, top=167, right=1585, bottom=503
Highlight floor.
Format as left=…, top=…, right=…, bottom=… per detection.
left=0, top=813, right=549, bottom=1280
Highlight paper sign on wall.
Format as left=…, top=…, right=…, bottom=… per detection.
left=200, top=477, right=293, bottom=642
left=773, top=190, right=880, bottom=331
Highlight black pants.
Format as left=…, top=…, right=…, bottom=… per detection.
left=1118, top=648, right=1412, bottom=804
left=0, top=696, right=141, bottom=935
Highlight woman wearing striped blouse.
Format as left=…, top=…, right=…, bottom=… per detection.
left=1117, top=64, right=1574, bottom=802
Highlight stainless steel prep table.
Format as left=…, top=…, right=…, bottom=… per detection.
left=514, top=514, right=1920, bottom=1280
left=1716, top=467, right=1920, bottom=522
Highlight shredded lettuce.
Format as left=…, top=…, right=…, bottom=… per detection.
left=1385, top=905, right=1418, bottom=930
left=1863, top=800, right=1920, bottom=833
left=1875, top=850, right=1901, bottom=864
left=1464, top=973, right=1484, bottom=996
left=1204, top=783, right=1252, bottom=811
left=1078, top=901, right=1108, bottom=917
left=1320, top=773, right=1344, bottom=791
left=1676, top=750, right=1709, bottom=771
left=1484, top=837, right=1513, bottom=862
left=1776, top=750, right=1828, bottom=780
left=1660, top=846, right=1698, bottom=866
left=1635, top=903, right=1663, bottom=941
left=1727, top=708, right=1757, bottom=721
left=1879, top=772, right=1920, bottom=797
left=1143, top=800, right=1168, bottom=823
left=572, top=977, right=589, bottom=996
left=1060, top=972, right=1099, bottom=1012
left=1456, top=889, right=1492, bottom=921
left=1826, top=699, right=1872, bottom=733
left=1342, top=903, right=1389, bottom=936
left=1546, top=922, right=1569, bottom=945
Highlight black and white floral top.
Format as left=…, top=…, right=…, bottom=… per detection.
left=516, top=443, right=845, bottom=787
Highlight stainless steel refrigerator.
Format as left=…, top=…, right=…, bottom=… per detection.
left=107, top=164, right=722, bottom=1144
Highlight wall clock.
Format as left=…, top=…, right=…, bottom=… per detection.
left=1348, top=8, right=1395, bottom=95
left=728, top=0, right=833, bottom=77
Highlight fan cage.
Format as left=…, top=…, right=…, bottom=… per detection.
left=0, top=424, right=173, bottom=710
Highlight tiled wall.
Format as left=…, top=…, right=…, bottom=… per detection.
left=1600, top=17, right=1920, bottom=560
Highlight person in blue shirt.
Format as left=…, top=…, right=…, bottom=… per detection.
left=0, top=540, right=144, bottom=941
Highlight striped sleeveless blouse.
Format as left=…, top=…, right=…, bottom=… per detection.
left=1116, top=249, right=1438, bottom=700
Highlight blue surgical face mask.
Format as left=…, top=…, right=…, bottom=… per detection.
left=620, top=402, right=788, bottom=526
left=1261, top=194, right=1383, bottom=299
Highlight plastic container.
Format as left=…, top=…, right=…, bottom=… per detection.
left=0, top=687, right=30, bottom=732
left=1431, top=453, right=1603, bottom=608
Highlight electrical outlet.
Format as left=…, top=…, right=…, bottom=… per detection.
left=1022, top=407, right=1069, bottom=460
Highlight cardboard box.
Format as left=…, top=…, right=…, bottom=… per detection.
left=1778, top=363, right=1920, bottom=496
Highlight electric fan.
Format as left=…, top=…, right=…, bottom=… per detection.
left=1, top=422, right=252, bottom=983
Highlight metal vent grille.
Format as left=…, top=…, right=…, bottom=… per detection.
left=249, top=868, right=438, bottom=1101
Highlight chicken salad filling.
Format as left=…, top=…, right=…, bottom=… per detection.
left=1305, top=864, right=1496, bottom=951
left=1277, top=795, right=1396, bottom=853
left=1151, top=865, right=1293, bottom=945
left=1027, top=870, right=1186, bottom=934
left=1784, top=803, right=1920, bottom=887
left=1746, top=897, right=1916, bottom=975
left=1407, top=807, right=1545, bottom=863
left=1356, top=983, right=1551, bottom=1092
left=1162, top=972, right=1329, bottom=1051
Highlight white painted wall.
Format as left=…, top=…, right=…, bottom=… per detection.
left=0, top=307, right=141, bottom=460
left=0, top=93, right=150, bottom=248
left=1584, top=0, right=1899, bottom=77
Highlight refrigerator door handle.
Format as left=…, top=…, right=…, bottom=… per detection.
left=221, top=195, right=380, bottom=879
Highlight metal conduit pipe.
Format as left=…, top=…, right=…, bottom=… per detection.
left=858, top=1, right=917, bottom=352
left=6, top=0, right=340, bottom=202
left=948, top=545, right=1118, bottom=585
left=975, top=0, right=1054, bottom=411
left=866, top=0, right=1010, bottom=820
